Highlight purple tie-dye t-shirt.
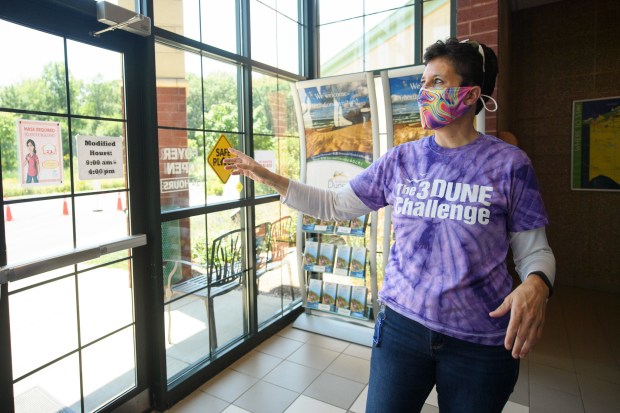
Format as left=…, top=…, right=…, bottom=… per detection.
left=349, top=134, right=548, bottom=346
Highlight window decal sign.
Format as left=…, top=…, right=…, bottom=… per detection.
left=159, top=146, right=193, bottom=193
left=255, top=150, right=276, bottom=172
left=17, top=119, right=63, bottom=186
left=76, top=135, right=124, bottom=180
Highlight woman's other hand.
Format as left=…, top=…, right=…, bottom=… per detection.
left=489, top=274, right=549, bottom=359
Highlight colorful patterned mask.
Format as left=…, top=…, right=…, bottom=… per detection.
left=417, top=86, right=476, bottom=130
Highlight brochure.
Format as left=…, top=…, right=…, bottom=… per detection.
left=314, top=219, right=335, bottom=233
left=350, top=285, right=367, bottom=318
left=334, top=245, right=352, bottom=276
left=350, top=215, right=368, bottom=236
left=317, top=243, right=335, bottom=273
left=302, top=214, right=317, bottom=232
left=335, top=219, right=352, bottom=234
left=320, top=281, right=337, bottom=311
left=307, top=278, right=322, bottom=309
left=336, top=284, right=352, bottom=315
left=303, top=241, right=319, bottom=271
left=349, top=247, right=367, bottom=278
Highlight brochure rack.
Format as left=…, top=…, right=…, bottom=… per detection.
left=290, top=72, right=380, bottom=345
left=302, top=216, right=372, bottom=319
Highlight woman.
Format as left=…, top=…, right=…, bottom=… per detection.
left=24, top=138, right=40, bottom=184
left=225, top=38, right=555, bottom=413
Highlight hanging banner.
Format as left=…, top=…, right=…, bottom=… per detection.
left=571, top=96, right=620, bottom=191
left=17, top=119, right=63, bottom=186
left=76, top=135, right=124, bottom=180
left=381, top=66, right=433, bottom=148
left=293, top=72, right=378, bottom=189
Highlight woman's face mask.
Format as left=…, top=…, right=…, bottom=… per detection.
left=417, top=86, right=476, bottom=130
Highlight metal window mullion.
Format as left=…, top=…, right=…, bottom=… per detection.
left=74, top=252, right=85, bottom=413
left=362, top=1, right=366, bottom=71
left=450, top=0, right=457, bottom=39
left=241, top=0, right=250, bottom=59
left=0, top=108, right=124, bottom=124
left=240, top=0, right=258, bottom=335
left=243, top=71, right=259, bottom=337
left=307, top=0, right=318, bottom=78
left=63, top=38, right=78, bottom=249
left=136, top=0, right=170, bottom=403
left=200, top=41, right=208, bottom=205
left=0, top=283, right=14, bottom=411
left=62, top=36, right=86, bottom=413
left=236, top=0, right=243, bottom=57
left=0, top=93, right=5, bottom=401
left=415, top=0, right=424, bottom=66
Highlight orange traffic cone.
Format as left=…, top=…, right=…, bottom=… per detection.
left=5, top=204, right=13, bottom=221
left=117, top=193, right=123, bottom=211
left=63, top=198, right=69, bottom=215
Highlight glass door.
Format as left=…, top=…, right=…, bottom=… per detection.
left=0, top=10, right=148, bottom=413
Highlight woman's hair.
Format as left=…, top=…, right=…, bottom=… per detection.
left=26, top=139, right=37, bottom=154
left=423, top=37, right=498, bottom=114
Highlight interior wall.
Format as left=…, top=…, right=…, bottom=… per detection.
left=510, top=0, right=620, bottom=292
left=497, top=0, right=511, bottom=133
left=456, top=0, right=499, bottom=135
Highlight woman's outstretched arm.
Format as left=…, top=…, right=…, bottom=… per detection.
left=224, top=148, right=289, bottom=196
left=224, top=148, right=372, bottom=221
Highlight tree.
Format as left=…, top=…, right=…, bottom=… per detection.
left=0, top=62, right=124, bottom=194
left=0, top=62, right=71, bottom=176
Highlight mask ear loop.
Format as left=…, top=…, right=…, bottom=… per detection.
left=480, top=94, right=498, bottom=112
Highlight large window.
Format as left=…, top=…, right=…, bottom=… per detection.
left=156, top=45, right=250, bottom=381
left=155, top=45, right=243, bottom=210
left=153, top=0, right=305, bottom=385
left=0, top=18, right=137, bottom=412
left=250, top=0, right=302, bottom=75
left=154, top=0, right=239, bottom=54
left=252, top=71, right=300, bottom=196
left=162, top=211, right=248, bottom=381
left=154, top=0, right=304, bottom=75
left=255, top=202, right=299, bottom=327
left=318, top=0, right=451, bottom=76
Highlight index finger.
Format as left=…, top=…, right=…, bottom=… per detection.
left=504, top=308, right=521, bottom=353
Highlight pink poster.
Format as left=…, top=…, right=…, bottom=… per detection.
left=17, top=119, right=63, bottom=186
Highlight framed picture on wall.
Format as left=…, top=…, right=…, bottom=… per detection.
left=571, top=96, right=620, bottom=191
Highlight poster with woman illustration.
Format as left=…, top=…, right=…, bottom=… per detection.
left=17, top=119, right=63, bottom=186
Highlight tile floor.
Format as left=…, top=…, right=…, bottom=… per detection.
left=164, top=285, right=620, bottom=413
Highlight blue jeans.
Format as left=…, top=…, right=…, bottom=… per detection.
left=366, top=306, right=519, bottom=413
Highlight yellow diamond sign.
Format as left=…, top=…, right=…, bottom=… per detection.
left=208, top=134, right=234, bottom=183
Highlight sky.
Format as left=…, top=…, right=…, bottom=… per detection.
left=0, top=1, right=418, bottom=87
left=0, top=19, right=123, bottom=87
